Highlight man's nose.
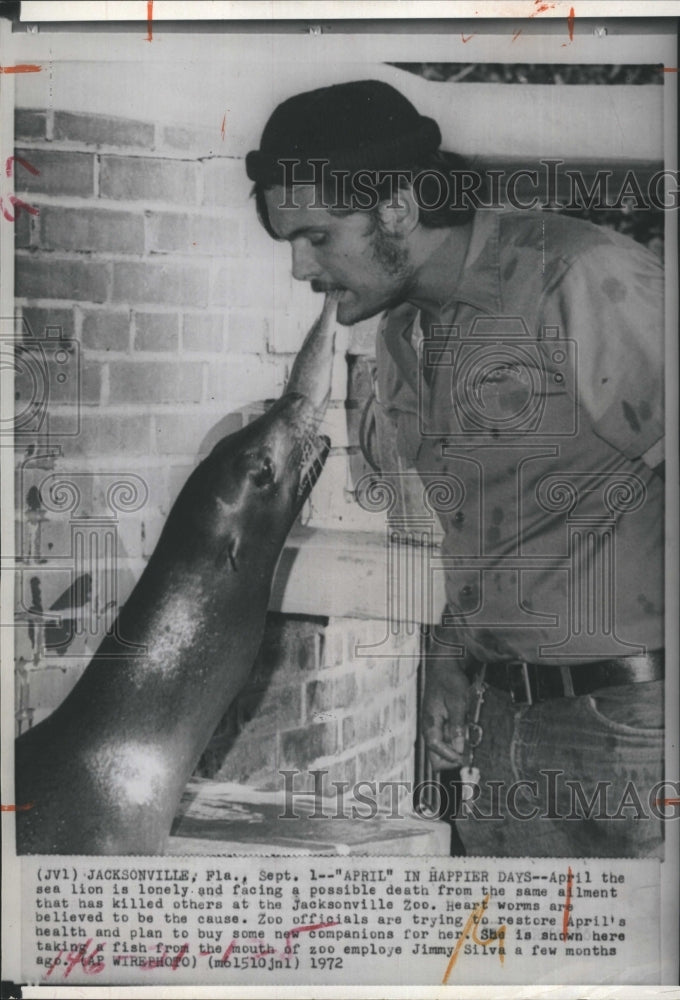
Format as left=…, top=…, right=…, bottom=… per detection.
left=291, top=241, right=320, bottom=282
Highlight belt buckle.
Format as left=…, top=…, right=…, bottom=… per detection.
left=507, top=661, right=534, bottom=705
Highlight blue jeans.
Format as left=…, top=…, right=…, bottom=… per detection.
left=455, top=679, right=664, bottom=858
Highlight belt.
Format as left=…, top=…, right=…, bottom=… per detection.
left=484, top=650, right=664, bottom=705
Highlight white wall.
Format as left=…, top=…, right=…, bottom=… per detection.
left=16, top=56, right=663, bottom=161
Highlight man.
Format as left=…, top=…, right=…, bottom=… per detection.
left=246, top=79, right=666, bottom=857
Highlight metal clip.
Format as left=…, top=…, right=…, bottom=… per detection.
left=464, top=664, right=487, bottom=763
left=466, top=722, right=484, bottom=749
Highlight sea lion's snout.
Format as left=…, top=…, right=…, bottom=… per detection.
left=260, top=394, right=330, bottom=507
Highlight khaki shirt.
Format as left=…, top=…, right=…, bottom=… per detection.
left=375, top=209, right=664, bottom=663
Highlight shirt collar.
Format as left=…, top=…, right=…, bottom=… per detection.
left=421, top=209, right=502, bottom=317
left=380, top=210, right=503, bottom=389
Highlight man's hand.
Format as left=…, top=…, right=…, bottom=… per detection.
left=422, top=656, right=470, bottom=773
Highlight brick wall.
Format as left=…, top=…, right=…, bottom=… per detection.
left=13, top=108, right=380, bottom=566
left=199, top=614, right=420, bottom=801
left=12, top=108, right=412, bottom=791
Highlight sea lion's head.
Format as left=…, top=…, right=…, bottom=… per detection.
left=171, top=392, right=329, bottom=573
left=224, top=391, right=330, bottom=517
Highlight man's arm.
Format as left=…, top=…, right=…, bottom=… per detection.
left=551, top=242, right=665, bottom=465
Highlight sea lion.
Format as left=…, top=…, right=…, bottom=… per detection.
left=16, top=295, right=339, bottom=855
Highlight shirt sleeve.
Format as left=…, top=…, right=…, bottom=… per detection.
left=545, top=239, right=664, bottom=461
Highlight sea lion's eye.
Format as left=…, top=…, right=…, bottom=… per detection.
left=251, top=456, right=275, bottom=489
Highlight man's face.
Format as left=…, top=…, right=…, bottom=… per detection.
left=263, top=185, right=414, bottom=325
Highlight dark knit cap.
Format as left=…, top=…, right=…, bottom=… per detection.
left=246, top=79, right=441, bottom=186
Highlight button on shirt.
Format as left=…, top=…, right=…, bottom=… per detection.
left=374, top=209, right=664, bottom=664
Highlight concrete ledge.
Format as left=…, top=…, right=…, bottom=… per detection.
left=168, top=778, right=451, bottom=857
left=270, top=526, right=446, bottom=625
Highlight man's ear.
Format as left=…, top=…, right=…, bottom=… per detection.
left=377, top=184, right=420, bottom=237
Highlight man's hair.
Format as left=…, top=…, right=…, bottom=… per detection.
left=252, top=148, right=480, bottom=240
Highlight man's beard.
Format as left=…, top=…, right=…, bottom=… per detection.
left=370, top=218, right=411, bottom=281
